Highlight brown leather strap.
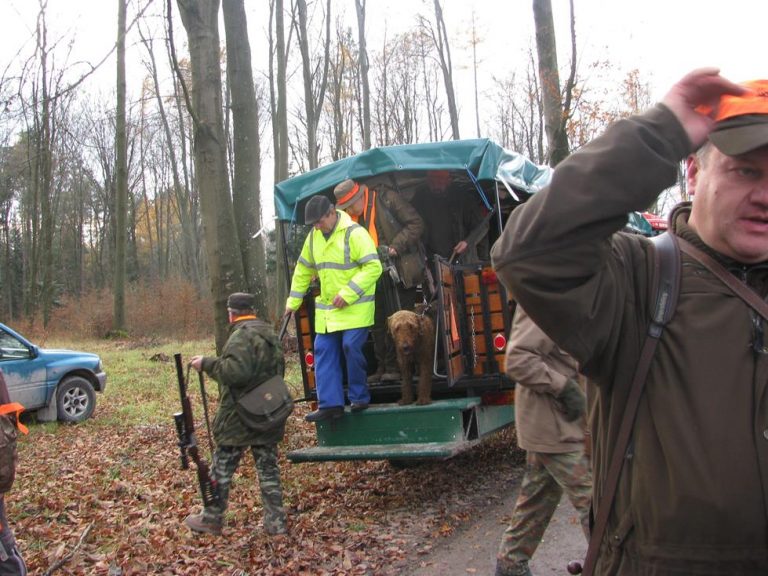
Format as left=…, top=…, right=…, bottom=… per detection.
left=582, top=233, right=768, bottom=574
left=581, top=232, right=680, bottom=575
left=677, top=237, right=768, bottom=322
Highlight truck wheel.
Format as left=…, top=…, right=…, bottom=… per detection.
left=56, top=376, right=96, bottom=423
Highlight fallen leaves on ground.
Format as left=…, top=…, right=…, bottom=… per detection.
left=13, top=402, right=524, bottom=575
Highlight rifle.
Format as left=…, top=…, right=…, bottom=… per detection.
left=172, top=353, right=221, bottom=508
left=377, top=245, right=402, bottom=311
left=278, top=310, right=292, bottom=341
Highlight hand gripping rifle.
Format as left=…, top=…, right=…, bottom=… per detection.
left=173, top=353, right=221, bottom=508
left=377, top=244, right=402, bottom=311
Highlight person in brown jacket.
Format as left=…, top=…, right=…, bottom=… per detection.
left=334, top=178, right=425, bottom=383
left=495, top=305, right=591, bottom=576
left=492, top=69, right=768, bottom=575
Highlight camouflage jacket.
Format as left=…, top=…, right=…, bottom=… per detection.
left=201, top=317, right=286, bottom=446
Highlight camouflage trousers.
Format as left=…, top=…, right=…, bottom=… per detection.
left=203, top=443, right=287, bottom=534
left=0, top=499, right=26, bottom=576
left=497, top=450, right=591, bottom=573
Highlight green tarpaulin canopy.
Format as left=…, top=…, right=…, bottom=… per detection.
left=273, top=138, right=551, bottom=221
left=273, top=137, right=654, bottom=235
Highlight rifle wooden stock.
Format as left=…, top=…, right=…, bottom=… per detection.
left=173, top=353, right=220, bottom=509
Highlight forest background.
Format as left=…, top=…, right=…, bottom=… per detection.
left=1, top=0, right=764, bottom=345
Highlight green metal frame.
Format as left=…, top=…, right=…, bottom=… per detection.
left=287, top=397, right=515, bottom=463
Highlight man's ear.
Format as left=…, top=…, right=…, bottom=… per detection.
left=685, top=154, right=700, bottom=197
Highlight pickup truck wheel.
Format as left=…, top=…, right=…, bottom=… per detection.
left=56, top=376, right=96, bottom=423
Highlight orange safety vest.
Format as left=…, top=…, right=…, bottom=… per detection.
left=350, top=189, right=379, bottom=246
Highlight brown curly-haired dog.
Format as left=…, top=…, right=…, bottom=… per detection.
left=387, top=310, right=435, bottom=405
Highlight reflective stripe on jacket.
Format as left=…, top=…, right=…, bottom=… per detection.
left=286, top=210, right=382, bottom=333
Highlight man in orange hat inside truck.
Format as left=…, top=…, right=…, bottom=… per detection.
left=492, top=69, right=768, bottom=575
left=333, top=178, right=425, bottom=384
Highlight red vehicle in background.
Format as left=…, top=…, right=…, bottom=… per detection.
left=642, top=212, right=668, bottom=235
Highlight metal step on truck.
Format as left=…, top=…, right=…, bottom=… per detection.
left=274, top=139, right=553, bottom=465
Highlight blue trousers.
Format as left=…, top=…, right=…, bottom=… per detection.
left=314, top=328, right=370, bottom=408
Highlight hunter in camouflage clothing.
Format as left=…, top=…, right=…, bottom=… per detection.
left=495, top=305, right=591, bottom=576
left=185, top=293, right=289, bottom=537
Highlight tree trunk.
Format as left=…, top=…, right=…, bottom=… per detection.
left=295, top=0, right=331, bottom=170
left=37, top=2, right=55, bottom=327
left=355, top=0, right=371, bottom=150
left=222, top=0, right=269, bottom=320
left=271, top=0, right=290, bottom=316
left=113, top=0, right=127, bottom=332
left=533, top=0, right=570, bottom=166
left=432, top=0, right=460, bottom=140
left=175, top=0, right=245, bottom=351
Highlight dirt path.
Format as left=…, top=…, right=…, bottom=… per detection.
left=403, top=474, right=588, bottom=576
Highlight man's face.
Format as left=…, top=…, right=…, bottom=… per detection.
left=344, top=195, right=365, bottom=217
left=314, top=209, right=338, bottom=234
left=688, top=144, right=768, bottom=263
left=427, top=171, right=451, bottom=194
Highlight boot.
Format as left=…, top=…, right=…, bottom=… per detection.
left=367, top=369, right=384, bottom=384
left=495, top=559, right=533, bottom=576
left=305, top=406, right=344, bottom=422
left=185, top=511, right=223, bottom=536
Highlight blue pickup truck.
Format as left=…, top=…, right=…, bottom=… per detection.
left=0, top=322, right=106, bottom=423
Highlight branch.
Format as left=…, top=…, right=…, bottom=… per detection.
left=51, top=0, right=155, bottom=102
left=166, top=0, right=200, bottom=128
left=42, top=522, right=94, bottom=576
left=561, top=0, right=578, bottom=127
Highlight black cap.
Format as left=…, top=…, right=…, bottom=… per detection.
left=227, top=292, right=255, bottom=310
left=304, top=195, right=333, bottom=225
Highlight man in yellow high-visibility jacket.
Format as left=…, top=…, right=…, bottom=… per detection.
left=285, top=195, right=383, bottom=422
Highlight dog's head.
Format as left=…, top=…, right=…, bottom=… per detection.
left=387, top=310, right=423, bottom=357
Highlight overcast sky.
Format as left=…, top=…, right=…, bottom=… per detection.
left=2, top=0, right=766, bottom=218
left=4, top=0, right=766, bottom=102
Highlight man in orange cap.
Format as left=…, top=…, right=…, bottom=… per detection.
left=334, top=178, right=425, bottom=383
left=492, top=69, right=768, bottom=575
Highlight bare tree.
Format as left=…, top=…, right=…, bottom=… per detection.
left=469, top=10, right=482, bottom=138
left=222, top=0, right=269, bottom=320
left=173, top=0, right=246, bottom=350
left=137, top=25, right=200, bottom=286
left=354, top=0, right=371, bottom=150
left=327, top=22, right=356, bottom=160
left=114, top=0, right=128, bottom=332
left=270, top=0, right=291, bottom=316
left=532, top=0, right=577, bottom=166
left=294, top=0, right=332, bottom=169
left=421, top=0, right=459, bottom=140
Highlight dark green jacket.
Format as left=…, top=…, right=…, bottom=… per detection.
left=412, top=182, right=489, bottom=263
left=201, top=318, right=286, bottom=446
left=492, top=105, right=768, bottom=575
left=370, top=187, right=425, bottom=288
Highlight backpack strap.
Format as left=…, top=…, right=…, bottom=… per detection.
left=677, top=237, right=768, bottom=321
left=581, top=232, right=680, bottom=575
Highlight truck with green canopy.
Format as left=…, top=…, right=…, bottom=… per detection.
left=274, top=138, right=647, bottom=464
